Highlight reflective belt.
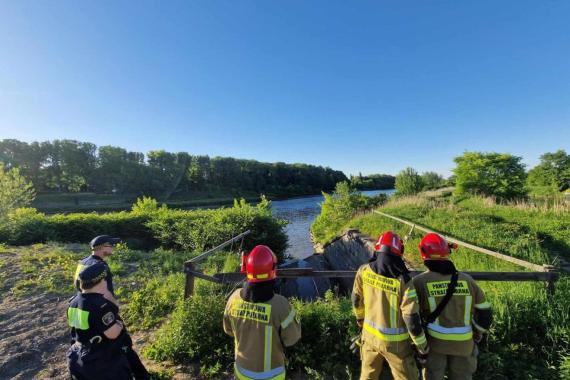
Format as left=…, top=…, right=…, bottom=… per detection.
left=235, top=364, right=285, bottom=380
left=363, top=319, right=409, bottom=342
left=426, top=323, right=473, bottom=341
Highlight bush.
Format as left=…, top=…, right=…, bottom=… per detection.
left=144, top=294, right=233, bottom=377
left=147, top=197, right=288, bottom=260
left=123, top=273, right=184, bottom=330
left=453, top=152, right=527, bottom=200
left=0, top=163, right=35, bottom=218
left=144, top=290, right=361, bottom=379
left=0, top=197, right=288, bottom=259
left=311, top=182, right=387, bottom=243
left=288, top=292, right=360, bottom=377
left=395, top=167, right=423, bottom=196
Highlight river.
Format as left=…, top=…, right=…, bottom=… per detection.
left=270, top=189, right=395, bottom=259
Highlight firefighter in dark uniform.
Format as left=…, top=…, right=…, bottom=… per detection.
left=73, top=235, right=149, bottom=379
left=67, top=262, right=132, bottom=379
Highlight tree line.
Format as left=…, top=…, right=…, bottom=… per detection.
left=395, top=150, right=570, bottom=200
left=0, top=139, right=348, bottom=198
left=349, top=173, right=395, bottom=190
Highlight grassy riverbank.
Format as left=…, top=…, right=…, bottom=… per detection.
left=312, top=191, right=570, bottom=379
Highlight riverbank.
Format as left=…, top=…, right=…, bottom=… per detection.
left=309, top=191, right=570, bottom=378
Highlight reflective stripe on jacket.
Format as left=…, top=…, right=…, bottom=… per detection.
left=413, top=270, right=490, bottom=356
left=352, top=264, right=427, bottom=353
left=223, top=289, right=301, bottom=379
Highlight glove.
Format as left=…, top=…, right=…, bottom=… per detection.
left=415, top=345, right=429, bottom=368
left=356, top=319, right=363, bottom=329
left=473, top=330, right=483, bottom=344
left=349, top=334, right=362, bottom=355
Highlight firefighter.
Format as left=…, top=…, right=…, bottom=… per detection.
left=413, top=233, right=493, bottom=380
left=352, top=231, right=428, bottom=380
left=223, top=245, right=301, bottom=380
left=67, top=262, right=132, bottom=380
left=73, top=235, right=149, bottom=380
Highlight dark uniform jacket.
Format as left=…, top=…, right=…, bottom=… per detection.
left=67, top=293, right=131, bottom=379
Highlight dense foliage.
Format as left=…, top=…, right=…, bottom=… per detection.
left=349, top=173, right=395, bottom=190
left=311, top=182, right=388, bottom=243
left=312, top=193, right=570, bottom=378
left=527, top=149, right=570, bottom=195
left=453, top=151, right=527, bottom=200
left=0, top=163, right=35, bottom=219
left=394, top=167, right=424, bottom=196
left=0, top=139, right=347, bottom=198
left=0, top=197, right=288, bottom=259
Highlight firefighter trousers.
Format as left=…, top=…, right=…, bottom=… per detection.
left=359, top=343, right=418, bottom=380
left=423, top=345, right=478, bottom=380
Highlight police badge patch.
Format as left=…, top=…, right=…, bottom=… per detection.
left=102, top=312, right=115, bottom=326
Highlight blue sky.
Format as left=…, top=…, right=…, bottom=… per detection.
left=1, top=1, right=568, bottom=176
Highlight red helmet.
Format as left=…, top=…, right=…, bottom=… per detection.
left=419, top=233, right=457, bottom=260
left=241, top=245, right=277, bottom=283
left=374, top=231, right=404, bottom=256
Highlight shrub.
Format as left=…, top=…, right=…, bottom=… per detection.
left=311, top=182, right=387, bottom=243
left=0, top=197, right=288, bottom=259
left=0, top=163, right=35, bottom=218
left=144, top=294, right=233, bottom=377
left=453, top=152, right=527, bottom=200
left=395, top=167, right=423, bottom=196
left=147, top=197, right=288, bottom=260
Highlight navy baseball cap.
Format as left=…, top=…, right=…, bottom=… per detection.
left=89, top=235, right=122, bottom=248
left=78, top=262, right=107, bottom=287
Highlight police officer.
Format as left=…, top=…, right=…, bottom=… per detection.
left=223, top=245, right=301, bottom=380
left=352, top=231, right=428, bottom=380
left=67, top=262, right=132, bottom=379
left=413, top=233, right=493, bottom=380
left=73, top=235, right=149, bottom=380
left=74, top=235, right=120, bottom=305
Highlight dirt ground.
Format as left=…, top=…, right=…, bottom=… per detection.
left=0, top=251, right=68, bottom=379
left=0, top=251, right=165, bottom=380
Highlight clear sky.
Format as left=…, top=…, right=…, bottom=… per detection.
left=1, top=1, right=569, bottom=176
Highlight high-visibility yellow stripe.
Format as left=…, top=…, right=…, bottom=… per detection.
left=411, top=332, right=427, bottom=347
left=353, top=306, right=365, bottom=319
left=427, top=323, right=473, bottom=341
left=428, top=297, right=439, bottom=324
left=427, top=329, right=473, bottom=341
left=475, top=301, right=491, bottom=309
left=68, top=308, right=89, bottom=330
left=389, top=294, right=397, bottom=328
left=234, top=365, right=286, bottom=380
left=405, top=289, right=417, bottom=299
left=464, top=295, right=472, bottom=326
left=281, top=309, right=296, bottom=329
left=363, top=323, right=409, bottom=342
left=74, top=264, right=86, bottom=282
left=264, top=325, right=272, bottom=371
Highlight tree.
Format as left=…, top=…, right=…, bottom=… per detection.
left=395, top=167, right=423, bottom=195
left=0, top=163, right=36, bottom=218
left=453, top=152, right=527, bottom=200
left=421, top=172, right=444, bottom=190
left=527, top=150, right=570, bottom=193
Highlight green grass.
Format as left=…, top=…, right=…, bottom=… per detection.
left=311, top=193, right=570, bottom=379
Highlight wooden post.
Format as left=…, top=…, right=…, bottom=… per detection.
left=542, top=264, right=557, bottom=296
left=184, top=262, right=195, bottom=299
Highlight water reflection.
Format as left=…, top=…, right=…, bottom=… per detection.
left=271, top=189, right=394, bottom=259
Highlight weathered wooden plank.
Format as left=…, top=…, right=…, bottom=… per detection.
left=210, top=268, right=558, bottom=283
left=373, top=210, right=547, bottom=272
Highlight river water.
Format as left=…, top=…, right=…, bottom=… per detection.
left=270, top=189, right=395, bottom=259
